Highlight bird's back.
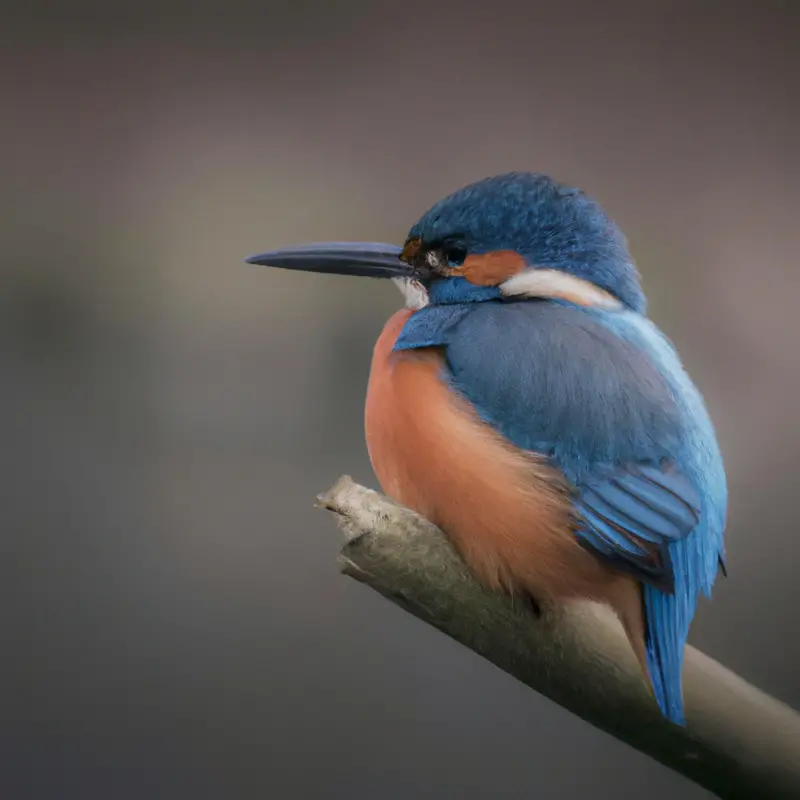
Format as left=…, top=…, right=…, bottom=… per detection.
left=401, top=298, right=727, bottom=600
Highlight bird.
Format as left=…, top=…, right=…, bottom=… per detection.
left=245, top=171, right=728, bottom=726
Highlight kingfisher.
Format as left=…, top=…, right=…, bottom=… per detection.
left=246, top=171, right=727, bottom=726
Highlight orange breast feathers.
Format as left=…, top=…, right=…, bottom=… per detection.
left=363, top=310, right=644, bottom=616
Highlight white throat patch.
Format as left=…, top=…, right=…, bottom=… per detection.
left=500, top=269, right=622, bottom=310
left=392, top=277, right=429, bottom=309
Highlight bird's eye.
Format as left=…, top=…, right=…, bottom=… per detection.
left=441, top=239, right=467, bottom=267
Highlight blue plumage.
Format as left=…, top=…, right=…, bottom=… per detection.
left=251, top=169, right=728, bottom=728
left=396, top=297, right=726, bottom=726
left=577, top=465, right=702, bottom=591
left=409, top=172, right=647, bottom=313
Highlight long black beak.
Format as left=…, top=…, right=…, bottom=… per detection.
left=245, top=241, right=415, bottom=279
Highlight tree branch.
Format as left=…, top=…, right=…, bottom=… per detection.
left=316, top=475, right=800, bottom=800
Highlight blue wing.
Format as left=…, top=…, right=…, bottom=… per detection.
left=575, top=462, right=708, bottom=725
left=396, top=299, right=727, bottom=726
left=575, top=462, right=701, bottom=594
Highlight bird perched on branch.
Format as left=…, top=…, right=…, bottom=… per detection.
left=246, top=171, right=727, bottom=726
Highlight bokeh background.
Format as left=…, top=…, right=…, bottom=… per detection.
left=4, top=2, right=799, bottom=798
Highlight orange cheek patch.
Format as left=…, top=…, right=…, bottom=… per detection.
left=453, top=250, right=527, bottom=286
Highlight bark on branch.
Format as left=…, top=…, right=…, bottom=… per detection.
left=316, top=475, right=800, bottom=800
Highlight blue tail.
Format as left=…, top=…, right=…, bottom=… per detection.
left=643, top=582, right=689, bottom=725
left=642, top=532, right=717, bottom=726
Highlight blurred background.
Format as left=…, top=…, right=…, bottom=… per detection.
left=3, top=1, right=799, bottom=798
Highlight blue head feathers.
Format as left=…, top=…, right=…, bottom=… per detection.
left=406, top=172, right=647, bottom=313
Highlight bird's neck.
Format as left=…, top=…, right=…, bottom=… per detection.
left=426, top=278, right=502, bottom=305
left=424, top=273, right=625, bottom=311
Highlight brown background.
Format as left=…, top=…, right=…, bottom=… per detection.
left=3, top=2, right=798, bottom=798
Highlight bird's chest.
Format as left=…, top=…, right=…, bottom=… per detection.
left=363, top=309, right=584, bottom=596
left=364, top=309, right=454, bottom=517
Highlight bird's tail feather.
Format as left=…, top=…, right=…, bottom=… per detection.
left=643, top=583, right=689, bottom=726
